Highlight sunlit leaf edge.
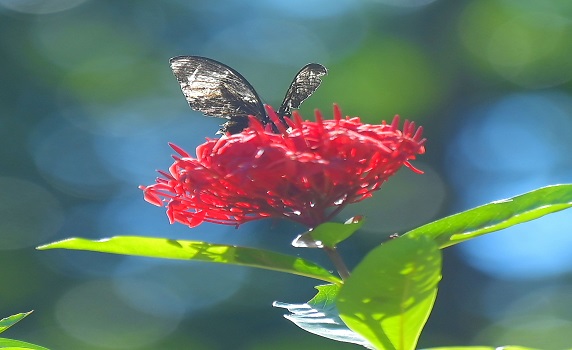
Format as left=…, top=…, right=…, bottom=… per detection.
left=404, top=184, right=572, bottom=248
left=37, top=236, right=341, bottom=285
left=292, top=216, right=364, bottom=248
left=311, top=216, right=365, bottom=247
left=273, top=284, right=374, bottom=349
left=0, top=337, right=49, bottom=350
left=423, top=346, right=539, bottom=350
left=0, top=312, right=32, bottom=335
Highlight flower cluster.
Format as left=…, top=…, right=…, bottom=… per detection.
left=141, top=105, right=425, bottom=229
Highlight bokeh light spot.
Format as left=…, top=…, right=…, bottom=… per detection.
left=459, top=0, right=572, bottom=87
left=29, top=120, right=117, bottom=198
left=113, top=260, right=248, bottom=316
left=55, top=280, right=180, bottom=348
left=366, top=0, right=437, bottom=7
left=0, top=0, right=87, bottom=14
left=203, top=19, right=328, bottom=66
left=253, top=0, right=360, bottom=18
left=475, top=287, right=572, bottom=348
left=317, top=38, right=446, bottom=119
left=447, top=92, right=572, bottom=280
left=343, top=164, right=446, bottom=234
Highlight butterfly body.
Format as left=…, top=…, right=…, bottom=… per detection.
left=169, top=56, right=327, bottom=134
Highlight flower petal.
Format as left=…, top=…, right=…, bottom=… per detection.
left=142, top=105, right=425, bottom=229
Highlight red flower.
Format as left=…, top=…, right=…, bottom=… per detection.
left=141, top=105, right=425, bottom=229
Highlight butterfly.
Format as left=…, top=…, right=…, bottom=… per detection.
left=169, top=56, right=327, bottom=134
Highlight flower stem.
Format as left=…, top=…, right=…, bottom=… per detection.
left=323, top=246, right=351, bottom=280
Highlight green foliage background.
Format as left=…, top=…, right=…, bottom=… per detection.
left=1, top=1, right=572, bottom=349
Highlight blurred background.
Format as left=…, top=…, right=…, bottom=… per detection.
left=1, top=0, right=572, bottom=349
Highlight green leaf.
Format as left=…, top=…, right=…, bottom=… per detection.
left=405, top=184, right=572, bottom=248
left=337, top=235, right=442, bottom=350
left=0, top=338, right=49, bottom=349
left=0, top=312, right=32, bottom=334
left=292, top=216, right=364, bottom=248
left=422, top=348, right=493, bottom=350
left=274, top=284, right=374, bottom=349
left=424, top=347, right=539, bottom=350
left=37, top=236, right=341, bottom=285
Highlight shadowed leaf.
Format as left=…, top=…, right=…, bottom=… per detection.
left=38, top=236, right=341, bottom=284
left=274, top=284, right=374, bottom=349
left=337, top=235, right=441, bottom=350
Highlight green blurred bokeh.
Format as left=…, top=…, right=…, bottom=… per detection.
left=2, top=0, right=572, bottom=349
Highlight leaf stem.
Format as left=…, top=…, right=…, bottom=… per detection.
left=323, top=246, right=351, bottom=280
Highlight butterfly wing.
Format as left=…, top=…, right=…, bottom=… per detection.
left=169, top=56, right=266, bottom=133
left=278, top=63, right=328, bottom=117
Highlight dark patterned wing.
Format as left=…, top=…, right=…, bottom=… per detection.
left=278, top=63, right=328, bottom=117
left=169, top=56, right=266, bottom=133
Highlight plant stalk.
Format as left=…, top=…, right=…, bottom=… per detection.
left=323, top=246, right=351, bottom=280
